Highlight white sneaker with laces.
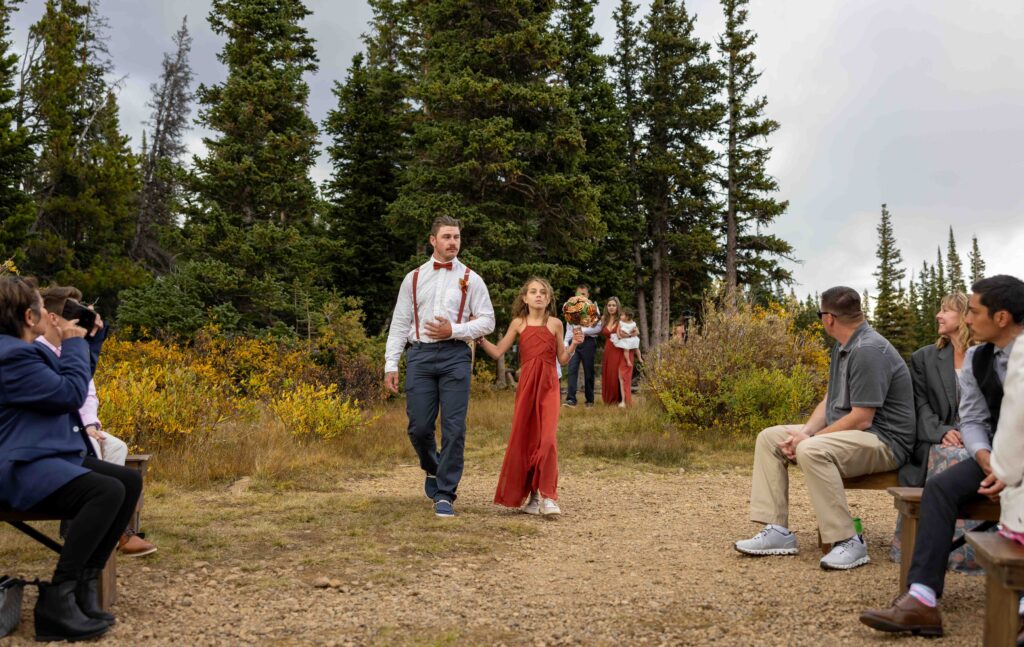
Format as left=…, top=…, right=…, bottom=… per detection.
left=734, top=525, right=798, bottom=556
left=540, top=498, right=561, bottom=515
left=820, top=535, right=869, bottom=570
left=522, top=491, right=540, bottom=515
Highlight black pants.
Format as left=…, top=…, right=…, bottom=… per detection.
left=906, top=458, right=987, bottom=597
left=565, top=336, right=596, bottom=404
left=29, top=457, right=142, bottom=584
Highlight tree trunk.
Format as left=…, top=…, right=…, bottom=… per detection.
left=634, top=241, right=650, bottom=352
left=495, top=353, right=507, bottom=389
left=725, top=45, right=739, bottom=305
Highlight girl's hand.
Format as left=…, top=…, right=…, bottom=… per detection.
left=572, top=328, right=584, bottom=345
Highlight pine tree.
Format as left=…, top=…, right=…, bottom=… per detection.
left=945, top=227, right=965, bottom=293
left=22, top=0, right=144, bottom=305
left=872, top=204, right=906, bottom=345
left=717, top=0, right=791, bottom=297
left=611, top=0, right=649, bottom=348
left=639, top=0, right=722, bottom=345
left=134, top=16, right=193, bottom=271
left=914, top=261, right=936, bottom=346
left=389, top=0, right=602, bottom=319
left=0, top=0, right=34, bottom=263
left=323, top=0, right=413, bottom=333
left=555, top=0, right=631, bottom=307
left=934, top=247, right=946, bottom=298
left=968, top=234, right=985, bottom=286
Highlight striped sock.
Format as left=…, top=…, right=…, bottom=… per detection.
left=908, top=583, right=937, bottom=608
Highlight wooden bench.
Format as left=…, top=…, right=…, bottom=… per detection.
left=0, top=454, right=151, bottom=610
left=888, top=486, right=1001, bottom=593
left=966, top=532, right=1024, bottom=647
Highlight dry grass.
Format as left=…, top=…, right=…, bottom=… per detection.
left=145, top=389, right=757, bottom=490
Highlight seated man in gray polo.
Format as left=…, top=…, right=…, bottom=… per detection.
left=734, top=286, right=915, bottom=570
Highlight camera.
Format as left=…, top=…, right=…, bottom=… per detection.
left=61, top=300, right=97, bottom=332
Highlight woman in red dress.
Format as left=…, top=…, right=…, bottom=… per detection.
left=600, top=297, right=633, bottom=406
left=477, top=278, right=583, bottom=515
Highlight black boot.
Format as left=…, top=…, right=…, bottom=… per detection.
left=75, top=569, right=115, bottom=626
left=34, top=580, right=109, bottom=642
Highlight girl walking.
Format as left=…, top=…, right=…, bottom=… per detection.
left=478, top=278, right=583, bottom=515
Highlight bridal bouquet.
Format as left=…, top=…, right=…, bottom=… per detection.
left=562, top=296, right=598, bottom=327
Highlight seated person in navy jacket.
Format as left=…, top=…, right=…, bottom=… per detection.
left=0, top=276, right=141, bottom=642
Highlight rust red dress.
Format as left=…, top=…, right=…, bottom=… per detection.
left=494, top=325, right=561, bottom=507
left=601, top=324, right=632, bottom=405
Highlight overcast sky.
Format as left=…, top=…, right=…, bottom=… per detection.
left=10, top=1, right=1024, bottom=298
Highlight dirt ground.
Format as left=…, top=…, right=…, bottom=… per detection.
left=2, top=459, right=993, bottom=646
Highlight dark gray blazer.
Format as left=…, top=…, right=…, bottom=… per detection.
left=900, top=343, right=959, bottom=486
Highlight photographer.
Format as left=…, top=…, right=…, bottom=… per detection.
left=37, top=286, right=157, bottom=558
left=0, top=276, right=140, bottom=641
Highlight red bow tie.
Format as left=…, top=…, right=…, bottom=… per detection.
left=433, top=261, right=453, bottom=271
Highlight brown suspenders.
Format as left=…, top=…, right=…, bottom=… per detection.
left=411, top=265, right=472, bottom=341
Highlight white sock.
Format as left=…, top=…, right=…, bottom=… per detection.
left=1019, top=596, right=1024, bottom=616
left=766, top=524, right=791, bottom=535
left=908, top=583, right=937, bottom=608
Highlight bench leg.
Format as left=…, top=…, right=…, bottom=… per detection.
left=899, top=514, right=917, bottom=593
left=982, top=575, right=1018, bottom=647
left=99, top=550, right=116, bottom=611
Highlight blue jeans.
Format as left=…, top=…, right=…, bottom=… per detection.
left=405, top=340, right=472, bottom=502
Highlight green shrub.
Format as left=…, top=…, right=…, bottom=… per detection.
left=648, top=299, right=829, bottom=437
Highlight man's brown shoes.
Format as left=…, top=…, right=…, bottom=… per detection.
left=860, top=592, right=943, bottom=637
left=118, top=531, right=157, bottom=557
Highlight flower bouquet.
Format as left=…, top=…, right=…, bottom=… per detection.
left=562, top=295, right=598, bottom=328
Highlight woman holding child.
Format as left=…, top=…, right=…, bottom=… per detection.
left=478, top=278, right=583, bottom=515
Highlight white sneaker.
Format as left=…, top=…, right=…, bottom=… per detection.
left=540, top=498, right=561, bottom=515
left=820, top=536, right=870, bottom=570
left=734, top=525, right=798, bottom=556
left=522, top=491, right=540, bottom=515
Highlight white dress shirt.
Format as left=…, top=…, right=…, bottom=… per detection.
left=991, top=332, right=1024, bottom=532
left=384, top=256, right=495, bottom=373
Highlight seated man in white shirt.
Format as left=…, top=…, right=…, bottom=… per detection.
left=39, top=286, right=157, bottom=557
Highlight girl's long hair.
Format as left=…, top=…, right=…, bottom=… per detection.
left=601, top=297, right=622, bottom=329
left=510, top=277, right=556, bottom=322
left=936, top=292, right=974, bottom=351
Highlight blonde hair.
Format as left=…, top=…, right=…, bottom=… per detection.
left=510, top=277, right=556, bottom=322
left=936, top=292, right=974, bottom=351
left=601, top=297, right=622, bottom=329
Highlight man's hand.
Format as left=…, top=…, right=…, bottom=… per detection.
left=779, top=428, right=811, bottom=461
left=978, top=472, right=1006, bottom=501
left=424, top=317, right=453, bottom=340
left=976, top=449, right=993, bottom=475
left=58, top=319, right=88, bottom=340
left=940, top=429, right=963, bottom=448
left=384, top=372, right=400, bottom=394
left=87, top=306, right=104, bottom=336
left=85, top=425, right=107, bottom=441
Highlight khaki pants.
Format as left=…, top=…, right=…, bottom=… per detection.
left=749, top=425, right=898, bottom=544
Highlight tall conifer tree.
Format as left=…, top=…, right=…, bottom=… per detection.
left=639, top=0, right=722, bottom=344
left=717, top=0, right=790, bottom=297
left=389, top=0, right=602, bottom=317
left=0, top=0, right=33, bottom=263
left=968, top=234, right=985, bottom=285
left=945, top=227, right=965, bottom=293
left=872, top=204, right=907, bottom=345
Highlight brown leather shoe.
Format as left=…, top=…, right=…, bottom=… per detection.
left=117, top=532, right=157, bottom=557
left=859, top=592, right=943, bottom=637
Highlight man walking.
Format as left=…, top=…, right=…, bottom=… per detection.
left=384, top=216, right=495, bottom=517
left=563, top=283, right=600, bottom=407
left=860, top=275, right=1024, bottom=637
left=734, top=286, right=914, bottom=569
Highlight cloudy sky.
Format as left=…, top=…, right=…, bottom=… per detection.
left=10, top=1, right=1024, bottom=298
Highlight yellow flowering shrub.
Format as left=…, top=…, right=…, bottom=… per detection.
left=269, top=383, right=374, bottom=440
left=648, top=298, right=830, bottom=437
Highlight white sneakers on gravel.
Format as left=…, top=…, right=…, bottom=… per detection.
left=820, top=536, right=869, bottom=570
left=522, top=492, right=540, bottom=515
left=540, top=498, right=561, bottom=516
left=734, top=525, right=798, bottom=556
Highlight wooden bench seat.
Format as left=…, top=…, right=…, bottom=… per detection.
left=966, top=532, right=1024, bottom=647
left=888, top=487, right=1001, bottom=593
left=842, top=470, right=899, bottom=490
left=1, top=454, right=151, bottom=610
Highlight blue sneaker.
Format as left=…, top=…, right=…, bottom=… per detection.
left=424, top=474, right=438, bottom=500
left=434, top=499, right=455, bottom=518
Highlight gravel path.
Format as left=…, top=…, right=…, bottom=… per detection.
left=5, top=463, right=990, bottom=645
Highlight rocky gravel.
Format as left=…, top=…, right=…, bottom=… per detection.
left=4, top=464, right=990, bottom=645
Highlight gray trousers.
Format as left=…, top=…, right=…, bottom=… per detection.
left=405, top=340, right=472, bottom=502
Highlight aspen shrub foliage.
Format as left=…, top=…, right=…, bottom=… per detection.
left=647, top=299, right=830, bottom=437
